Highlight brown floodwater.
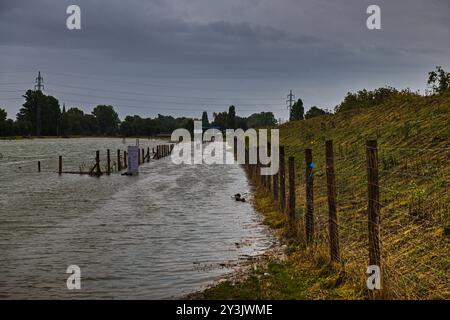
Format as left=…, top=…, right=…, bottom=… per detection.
left=0, top=138, right=273, bottom=299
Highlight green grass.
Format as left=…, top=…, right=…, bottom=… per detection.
left=193, top=91, right=450, bottom=300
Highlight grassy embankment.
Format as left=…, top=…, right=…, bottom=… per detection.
left=194, top=92, right=450, bottom=300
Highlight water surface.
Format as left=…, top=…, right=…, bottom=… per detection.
left=0, top=138, right=273, bottom=299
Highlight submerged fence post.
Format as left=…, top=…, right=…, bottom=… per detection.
left=147, top=147, right=150, bottom=163
left=95, top=150, right=101, bottom=176
left=38, top=161, right=41, bottom=173
left=58, top=156, right=62, bottom=175
left=305, top=148, right=314, bottom=244
left=288, top=156, right=296, bottom=225
left=366, top=140, right=381, bottom=272
left=326, top=141, right=340, bottom=262
left=124, top=150, right=128, bottom=168
left=279, top=146, right=286, bottom=213
left=117, top=149, right=122, bottom=171
left=107, top=149, right=111, bottom=175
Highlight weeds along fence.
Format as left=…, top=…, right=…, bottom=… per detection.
left=241, top=139, right=450, bottom=300
left=28, top=143, right=175, bottom=176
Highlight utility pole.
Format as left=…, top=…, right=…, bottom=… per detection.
left=286, top=90, right=295, bottom=113
left=34, top=71, right=44, bottom=136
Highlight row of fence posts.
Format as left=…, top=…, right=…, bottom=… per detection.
left=240, top=139, right=381, bottom=287
left=49, top=143, right=175, bottom=176
left=153, top=144, right=174, bottom=160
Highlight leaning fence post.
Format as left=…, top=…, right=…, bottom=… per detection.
left=147, top=147, right=150, bottom=163
left=279, top=146, right=286, bottom=213
left=107, top=149, right=111, bottom=175
left=305, top=148, right=314, bottom=244
left=58, top=156, right=62, bottom=175
left=366, top=139, right=382, bottom=283
left=288, top=156, right=296, bottom=226
left=326, top=141, right=340, bottom=262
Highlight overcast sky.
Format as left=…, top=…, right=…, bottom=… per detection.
left=0, top=0, right=449, bottom=120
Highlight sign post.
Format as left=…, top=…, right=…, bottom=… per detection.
left=127, top=146, right=139, bottom=176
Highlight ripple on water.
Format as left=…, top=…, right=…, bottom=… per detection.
left=0, top=138, right=274, bottom=299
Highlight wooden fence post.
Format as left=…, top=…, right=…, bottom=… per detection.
left=38, top=161, right=41, bottom=173
left=326, top=141, right=340, bottom=262
left=147, top=147, right=150, bottom=163
left=141, top=148, right=145, bottom=164
left=279, top=146, right=286, bottom=213
left=288, top=156, right=296, bottom=225
left=366, top=140, right=381, bottom=270
left=96, top=150, right=101, bottom=176
left=305, top=148, right=314, bottom=244
left=267, top=142, right=271, bottom=191
left=273, top=171, right=278, bottom=202
left=234, top=137, right=238, bottom=160
left=124, top=151, right=127, bottom=168
left=58, top=156, right=62, bottom=175
left=256, top=144, right=260, bottom=185
left=117, top=150, right=122, bottom=171
left=107, top=149, right=111, bottom=175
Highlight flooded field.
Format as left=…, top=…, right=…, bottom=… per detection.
left=0, top=138, right=273, bottom=299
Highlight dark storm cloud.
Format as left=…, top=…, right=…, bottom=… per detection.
left=0, top=0, right=449, bottom=119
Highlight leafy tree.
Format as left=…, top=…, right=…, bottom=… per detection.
left=305, top=106, right=329, bottom=119
left=227, top=105, right=236, bottom=129
left=246, top=112, right=277, bottom=128
left=92, top=105, right=120, bottom=135
left=0, top=108, right=7, bottom=135
left=427, top=66, right=450, bottom=95
left=16, top=90, right=61, bottom=136
left=235, top=116, right=248, bottom=130
left=212, top=111, right=227, bottom=130
left=334, top=87, right=400, bottom=113
left=83, top=114, right=99, bottom=135
left=290, top=99, right=304, bottom=121
left=201, top=111, right=209, bottom=128
left=0, top=109, right=15, bottom=136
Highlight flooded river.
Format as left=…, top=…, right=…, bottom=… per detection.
left=0, top=138, right=273, bottom=299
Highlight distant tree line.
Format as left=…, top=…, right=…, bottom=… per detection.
left=207, top=105, right=277, bottom=130
left=0, top=90, right=277, bottom=137
left=1, top=67, right=448, bottom=136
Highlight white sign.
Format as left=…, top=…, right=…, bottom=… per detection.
left=127, top=146, right=139, bottom=176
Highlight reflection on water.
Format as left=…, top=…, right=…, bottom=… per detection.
left=0, top=138, right=273, bottom=299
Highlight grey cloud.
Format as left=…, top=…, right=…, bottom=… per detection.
left=0, top=0, right=449, bottom=119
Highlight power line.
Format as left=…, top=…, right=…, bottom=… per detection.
left=0, top=90, right=27, bottom=93
left=45, top=82, right=282, bottom=102
left=0, top=96, right=282, bottom=114
left=0, top=82, right=30, bottom=86
left=44, top=89, right=283, bottom=108
left=39, top=70, right=278, bottom=95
